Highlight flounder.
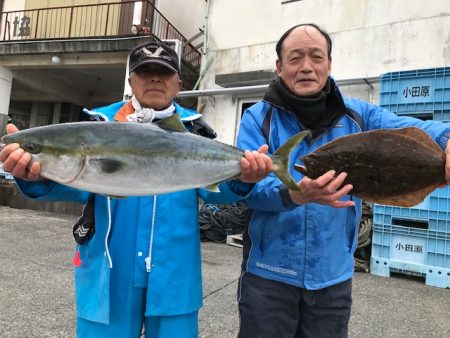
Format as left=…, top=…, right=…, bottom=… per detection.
left=295, top=127, right=446, bottom=207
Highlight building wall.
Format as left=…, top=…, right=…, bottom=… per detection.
left=0, top=0, right=203, bottom=129
left=23, top=0, right=120, bottom=39
left=1, top=0, right=122, bottom=40
left=4, top=0, right=205, bottom=41
left=199, top=0, right=450, bottom=144
left=207, top=0, right=450, bottom=76
left=0, top=66, right=12, bottom=133
left=2, top=0, right=24, bottom=11
left=155, top=0, right=206, bottom=43
left=1, top=0, right=25, bottom=40
left=24, top=0, right=113, bottom=10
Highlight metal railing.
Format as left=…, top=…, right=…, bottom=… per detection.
left=0, top=0, right=201, bottom=69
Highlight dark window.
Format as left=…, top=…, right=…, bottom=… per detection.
left=9, top=101, right=32, bottom=130
left=392, top=218, right=428, bottom=230
left=241, top=102, right=257, bottom=117
left=398, top=112, right=433, bottom=121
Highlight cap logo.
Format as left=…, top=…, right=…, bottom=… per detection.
left=137, top=46, right=171, bottom=62
left=142, top=46, right=164, bottom=57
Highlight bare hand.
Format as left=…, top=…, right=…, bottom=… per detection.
left=445, top=139, right=450, bottom=184
left=0, top=124, right=41, bottom=181
left=238, top=144, right=273, bottom=183
left=288, top=170, right=355, bottom=208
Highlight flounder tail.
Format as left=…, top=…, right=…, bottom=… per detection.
left=271, top=130, right=311, bottom=192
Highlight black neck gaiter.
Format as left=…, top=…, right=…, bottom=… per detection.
left=278, top=77, right=330, bottom=129
left=264, top=77, right=331, bottom=130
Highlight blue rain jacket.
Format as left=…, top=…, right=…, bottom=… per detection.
left=237, top=79, right=450, bottom=290
left=16, top=101, right=250, bottom=324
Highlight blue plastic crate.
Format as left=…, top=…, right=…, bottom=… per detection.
left=380, top=67, right=450, bottom=121
left=373, top=187, right=450, bottom=233
left=370, top=224, right=450, bottom=288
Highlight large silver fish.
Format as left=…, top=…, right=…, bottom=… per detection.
left=1, top=114, right=309, bottom=196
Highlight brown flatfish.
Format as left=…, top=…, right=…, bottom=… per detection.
left=294, top=127, right=446, bottom=207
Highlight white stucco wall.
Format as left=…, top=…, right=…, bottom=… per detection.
left=331, top=16, right=450, bottom=79
left=208, top=0, right=281, bottom=51
left=207, top=0, right=450, bottom=78
left=155, top=0, right=206, bottom=42
left=3, top=0, right=25, bottom=11
left=1, top=0, right=26, bottom=40
left=0, top=66, right=12, bottom=116
left=0, top=66, right=13, bottom=134
left=199, top=0, right=450, bottom=144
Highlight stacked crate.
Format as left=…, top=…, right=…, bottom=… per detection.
left=370, top=67, right=450, bottom=288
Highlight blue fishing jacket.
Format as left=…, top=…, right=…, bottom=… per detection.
left=16, top=101, right=249, bottom=324
left=237, top=79, right=450, bottom=290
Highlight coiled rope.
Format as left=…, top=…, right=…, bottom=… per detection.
left=198, top=201, right=373, bottom=273
left=199, top=201, right=249, bottom=243
left=354, top=203, right=373, bottom=272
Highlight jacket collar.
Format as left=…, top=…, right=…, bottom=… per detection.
left=263, top=77, right=348, bottom=138
left=113, top=101, right=202, bottom=122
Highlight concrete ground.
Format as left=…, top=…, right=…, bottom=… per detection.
left=0, top=205, right=448, bottom=338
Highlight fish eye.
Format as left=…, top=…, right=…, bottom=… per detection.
left=23, top=143, right=41, bottom=154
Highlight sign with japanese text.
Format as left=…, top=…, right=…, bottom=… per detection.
left=391, top=234, right=427, bottom=265
left=397, top=78, right=434, bottom=104
left=12, top=15, right=31, bottom=37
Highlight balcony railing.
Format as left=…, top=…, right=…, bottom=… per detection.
left=0, top=0, right=201, bottom=70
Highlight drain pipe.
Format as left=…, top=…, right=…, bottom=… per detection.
left=203, top=0, right=211, bottom=56
left=364, top=78, right=375, bottom=103
left=193, top=57, right=214, bottom=90
left=193, top=0, right=213, bottom=90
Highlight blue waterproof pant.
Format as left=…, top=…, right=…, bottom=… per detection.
left=76, top=198, right=198, bottom=338
left=77, top=294, right=198, bottom=338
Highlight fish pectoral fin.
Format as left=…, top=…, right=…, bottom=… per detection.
left=204, top=183, right=220, bottom=193
left=89, top=158, right=127, bottom=174
left=156, top=113, right=189, bottom=132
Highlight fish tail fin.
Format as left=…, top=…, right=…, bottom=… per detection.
left=271, top=130, right=311, bottom=192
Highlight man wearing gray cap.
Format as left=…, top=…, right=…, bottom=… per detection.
left=0, top=41, right=273, bottom=338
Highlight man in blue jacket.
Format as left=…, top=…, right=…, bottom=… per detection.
left=236, top=24, right=450, bottom=338
left=0, top=41, right=272, bottom=338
